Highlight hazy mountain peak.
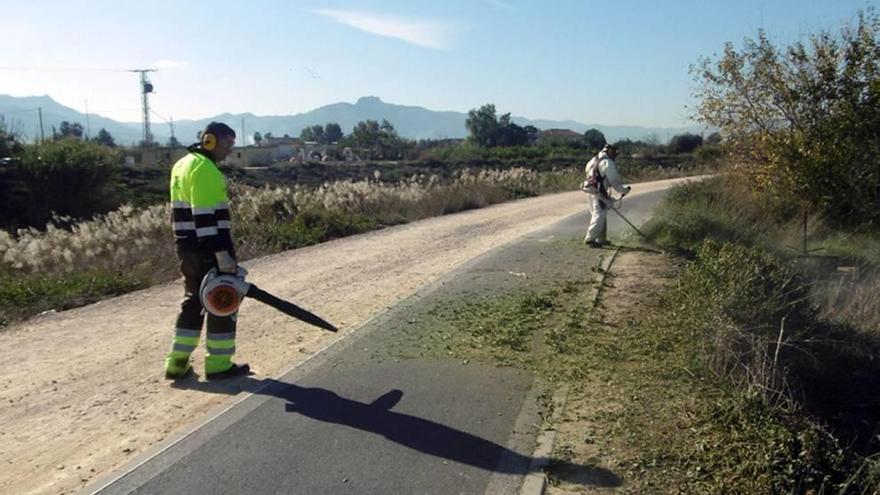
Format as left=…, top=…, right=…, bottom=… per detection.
left=355, top=96, right=384, bottom=106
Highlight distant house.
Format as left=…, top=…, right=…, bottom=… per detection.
left=126, top=145, right=276, bottom=168
left=126, top=147, right=188, bottom=168
left=128, top=137, right=352, bottom=168
left=537, top=128, right=583, bottom=145
left=260, top=135, right=300, bottom=147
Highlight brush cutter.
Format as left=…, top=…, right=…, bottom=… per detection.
left=604, top=192, right=647, bottom=239
left=199, top=267, right=338, bottom=332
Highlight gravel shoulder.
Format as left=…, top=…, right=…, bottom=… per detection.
left=0, top=178, right=685, bottom=495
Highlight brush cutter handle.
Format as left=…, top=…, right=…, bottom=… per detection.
left=245, top=285, right=338, bottom=332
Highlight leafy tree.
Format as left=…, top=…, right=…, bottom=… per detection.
left=465, top=104, right=530, bottom=147
left=324, top=122, right=343, bottom=143
left=264, top=132, right=274, bottom=141
left=55, top=121, right=84, bottom=140
left=349, top=119, right=403, bottom=159
left=466, top=104, right=501, bottom=147
left=496, top=113, right=529, bottom=146
left=668, top=133, right=703, bottom=153
left=350, top=120, right=380, bottom=148
left=706, top=132, right=722, bottom=145
left=93, top=128, right=116, bottom=147
left=253, top=131, right=263, bottom=146
left=692, top=9, right=880, bottom=225
left=167, top=136, right=181, bottom=148
left=300, top=125, right=324, bottom=143
left=583, top=128, right=607, bottom=149
left=0, top=118, right=24, bottom=158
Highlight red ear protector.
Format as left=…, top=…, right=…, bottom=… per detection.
left=201, top=132, right=217, bottom=151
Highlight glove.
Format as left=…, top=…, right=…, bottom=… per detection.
left=214, top=250, right=238, bottom=274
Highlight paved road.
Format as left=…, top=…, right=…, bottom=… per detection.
left=90, top=190, right=666, bottom=495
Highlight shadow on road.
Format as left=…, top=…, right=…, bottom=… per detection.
left=171, top=376, right=621, bottom=487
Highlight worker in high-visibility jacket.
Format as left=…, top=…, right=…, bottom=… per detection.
left=164, top=122, right=250, bottom=380
left=583, top=143, right=631, bottom=247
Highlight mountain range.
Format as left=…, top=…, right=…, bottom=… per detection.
left=0, top=94, right=704, bottom=146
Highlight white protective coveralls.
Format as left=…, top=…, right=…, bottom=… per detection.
left=584, top=151, right=630, bottom=244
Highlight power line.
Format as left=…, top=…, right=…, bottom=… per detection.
left=150, top=109, right=176, bottom=145
left=0, top=108, right=42, bottom=115
left=0, top=66, right=130, bottom=72
left=149, top=108, right=170, bottom=123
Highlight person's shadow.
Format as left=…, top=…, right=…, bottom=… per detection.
left=172, top=376, right=621, bottom=487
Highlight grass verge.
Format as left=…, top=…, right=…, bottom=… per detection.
left=417, top=241, right=880, bottom=492
left=0, top=272, right=145, bottom=327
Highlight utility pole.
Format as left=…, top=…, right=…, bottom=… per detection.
left=169, top=116, right=176, bottom=147
left=84, top=99, right=91, bottom=140
left=128, top=68, right=157, bottom=146
left=37, top=107, right=45, bottom=142
left=241, top=117, right=245, bottom=147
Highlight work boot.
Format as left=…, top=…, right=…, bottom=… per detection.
left=164, top=358, right=193, bottom=380
left=205, top=362, right=251, bottom=380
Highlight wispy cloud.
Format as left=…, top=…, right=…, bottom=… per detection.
left=314, top=9, right=461, bottom=49
left=482, top=0, right=515, bottom=11
left=154, top=60, right=190, bottom=70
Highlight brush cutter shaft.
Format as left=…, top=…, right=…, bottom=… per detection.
left=603, top=194, right=647, bottom=239
left=610, top=202, right=646, bottom=238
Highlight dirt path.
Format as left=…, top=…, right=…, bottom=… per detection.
left=0, top=178, right=685, bottom=495
left=545, top=250, right=679, bottom=494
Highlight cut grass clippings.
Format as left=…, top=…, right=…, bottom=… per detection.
left=421, top=247, right=880, bottom=493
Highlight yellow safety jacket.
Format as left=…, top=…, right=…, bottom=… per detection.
left=169, top=149, right=233, bottom=253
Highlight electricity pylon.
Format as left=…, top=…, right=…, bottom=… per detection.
left=129, top=68, right=157, bottom=146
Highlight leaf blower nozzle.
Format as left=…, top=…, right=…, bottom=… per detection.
left=199, top=268, right=338, bottom=332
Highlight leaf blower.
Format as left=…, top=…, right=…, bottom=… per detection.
left=199, top=267, right=338, bottom=332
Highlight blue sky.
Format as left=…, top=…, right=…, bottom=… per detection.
left=1, top=0, right=875, bottom=128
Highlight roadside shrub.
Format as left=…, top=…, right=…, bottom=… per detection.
left=0, top=271, right=144, bottom=326
left=641, top=178, right=762, bottom=253
left=683, top=240, right=814, bottom=328
left=685, top=393, right=854, bottom=494
left=5, top=140, right=122, bottom=230
left=642, top=175, right=807, bottom=255
left=666, top=239, right=880, bottom=492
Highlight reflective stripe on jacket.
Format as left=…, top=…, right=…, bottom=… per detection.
left=169, top=151, right=233, bottom=252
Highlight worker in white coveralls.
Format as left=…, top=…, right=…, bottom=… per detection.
left=582, top=143, right=631, bottom=247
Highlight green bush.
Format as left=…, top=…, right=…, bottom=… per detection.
left=662, top=239, right=880, bottom=492
left=682, top=239, right=814, bottom=327
left=3, top=140, right=122, bottom=230
left=684, top=393, right=855, bottom=493
left=641, top=178, right=760, bottom=252
left=234, top=209, right=379, bottom=254
left=693, top=10, right=880, bottom=226
left=0, top=271, right=144, bottom=327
